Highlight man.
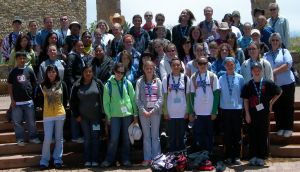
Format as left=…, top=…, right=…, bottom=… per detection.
left=57, top=15, right=70, bottom=46
left=65, top=21, right=81, bottom=53
left=267, top=2, right=290, bottom=48
left=232, top=10, right=244, bottom=35
left=1, top=18, right=22, bottom=63
left=27, top=20, right=38, bottom=51
left=198, top=6, right=219, bottom=42
left=109, top=23, right=123, bottom=58
left=238, top=22, right=253, bottom=50
left=190, top=57, right=219, bottom=153
left=154, top=13, right=171, bottom=41
left=241, top=62, right=281, bottom=166
left=215, top=22, right=231, bottom=45
left=219, top=57, right=244, bottom=165
left=143, top=11, right=155, bottom=39
left=257, top=15, right=274, bottom=49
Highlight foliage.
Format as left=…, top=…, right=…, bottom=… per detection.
left=290, top=37, right=300, bottom=53
left=122, top=21, right=131, bottom=34
left=88, top=20, right=97, bottom=33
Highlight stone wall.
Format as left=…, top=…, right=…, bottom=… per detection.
left=250, top=0, right=276, bottom=20
left=97, top=0, right=121, bottom=26
left=0, top=0, right=86, bottom=37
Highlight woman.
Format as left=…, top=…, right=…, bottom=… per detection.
left=153, top=39, right=167, bottom=70
left=119, top=50, right=139, bottom=86
left=226, top=32, right=245, bottom=65
left=264, top=33, right=296, bottom=137
left=38, top=45, right=65, bottom=83
left=81, top=31, right=93, bottom=64
left=9, top=33, right=36, bottom=69
left=181, top=37, right=193, bottom=65
left=211, top=43, right=241, bottom=78
left=93, top=20, right=114, bottom=51
left=245, top=29, right=269, bottom=59
left=241, top=42, right=273, bottom=83
left=101, top=63, right=138, bottom=167
left=70, top=65, right=104, bottom=167
left=91, top=45, right=113, bottom=84
left=135, top=60, right=163, bottom=166
left=39, top=65, right=68, bottom=170
left=186, top=43, right=210, bottom=77
left=188, top=26, right=210, bottom=58
left=172, top=9, right=195, bottom=59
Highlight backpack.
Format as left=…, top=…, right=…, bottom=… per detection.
left=166, top=74, right=188, bottom=95
left=199, top=20, right=219, bottom=30
left=107, top=79, right=130, bottom=101
left=190, top=71, right=215, bottom=91
left=281, top=49, right=299, bottom=84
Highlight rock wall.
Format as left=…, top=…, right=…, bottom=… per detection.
left=97, top=0, right=121, bottom=26
left=250, top=0, right=276, bottom=20
left=0, top=0, right=86, bottom=37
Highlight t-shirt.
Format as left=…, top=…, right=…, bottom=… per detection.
left=191, top=71, right=219, bottom=115
left=241, top=79, right=281, bottom=113
left=8, top=67, right=36, bottom=102
left=162, top=73, right=190, bottom=118
left=144, top=80, right=159, bottom=110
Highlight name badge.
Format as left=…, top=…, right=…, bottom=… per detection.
left=174, top=97, right=181, bottom=103
left=147, top=102, right=155, bottom=108
left=256, top=103, right=264, bottom=111
left=92, top=124, right=100, bottom=131
left=121, top=106, right=128, bottom=113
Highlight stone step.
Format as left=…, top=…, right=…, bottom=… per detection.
left=0, top=110, right=7, bottom=122
left=0, top=131, right=44, bottom=144
left=270, top=110, right=300, bottom=121
left=0, top=121, right=44, bottom=132
left=270, top=145, right=300, bottom=158
left=270, top=132, right=300, bottom=145
left=0, top=152, right=82, bottom=169
left=0, top=142, right=83, bottom=156
left=270, top=121, right=300, bottom=132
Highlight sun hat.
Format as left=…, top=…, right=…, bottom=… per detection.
left=128, top=122, right=142, bottom=144
left=69, top=21, right=81, bottom=29
left=218, top=22, right=231, bottom=31
left=109, top=13, right=125, bottom=25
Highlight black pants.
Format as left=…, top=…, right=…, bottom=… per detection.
left=273, top=83, right=295, bottom=130
left=221, top=109, right=243, bottom=159
left=248, top=110, right=269, bottom=159
left=193, top=115, right=213, bottom=152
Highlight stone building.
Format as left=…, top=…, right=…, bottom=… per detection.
left=0, top=0, right=86, bottom=37
left=250, top=0, right=276, bottom=20
left=97, top=0, right=121, bottom=23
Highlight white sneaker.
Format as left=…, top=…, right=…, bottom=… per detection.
left=84, top=162, right=91, bottom=167
left=249, top=157, right=257, bottom=166
left=17, top=140, right=25, bottom=146
left=72, top=137, right=84, bottom=143
left=29, top=138, right=41, bottom=144
left=256, top=158, right=265, bottom=166
left=283, top=130, right=293, bottom=138
left=91, top=162, right=99, bottom=167
left=277, top=130, right=284, bottom=136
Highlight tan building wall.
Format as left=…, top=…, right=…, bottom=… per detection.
left=251, top=0, right=276, bottom=20
left=0, top=0, right=86, bottom=37
left=97, top=0, right=121, bottom=26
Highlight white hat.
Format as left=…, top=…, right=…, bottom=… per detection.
left=251, top=29, right=261, bottom=36
left=128, top=122, right=142, bottom=144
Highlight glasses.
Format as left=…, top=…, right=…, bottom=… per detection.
left=145, top=15, right=152, bottom=17
left=167, top=49, right=176, bottom=52
left=60, top=18, right=68, bottom=21
left=248, top=48, right=257, bottom=51
left=271, top=39, right=279, bottom=42
left=269, top=8, right=277, bottom=11
left=115, top=70, right=125, bottom=75
left=157, top=19, right=164, bottom=22
left=198, top=62, right=208, bottom=66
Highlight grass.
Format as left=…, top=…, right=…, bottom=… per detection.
left=290, top=37, right=300, bottom=53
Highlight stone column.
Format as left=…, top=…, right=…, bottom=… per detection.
left=250, top=0, right=276, bottom=21
left=97, top=0, right=121, bottom=24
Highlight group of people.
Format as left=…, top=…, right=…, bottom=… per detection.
left=3, top=2, right=297, bottom=170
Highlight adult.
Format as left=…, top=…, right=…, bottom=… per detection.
left=109, top=13, right=126, bottom=27
left=198, top=6, right=219, bottom=42
left=9, top=33, right=36, bottom=69
left=257, top=15, right=274, bottom=49
left=215, top=22, right=231, bottom=45
left=115, top=34, right=141, bottom=63
left=38, top=32, right=62, bottom=65
left=252, top=8, right=265, bottom=28
left=135, top=60, right=163, bottom=166
left=237, top=22, right=252, bottom=50
left=27, top=20, right=39, bottom=51
left=128, top=14, right=150, bottom=54
left=39, top=65, right=68, bottom=170
left=65, top=21, right=81, bottom=53
left=245, top=29, right=269, bottom=60
left=264, top=33, right=296, bottom=138
left=172, top=9, right=195, bottom=59
left=232, top=11, right=244, bottom=35
left=189, top=57, right=219, bottom=153
left=241, top=62, right=281, bottom=166
left=154, top=13, right=171, bottom=41
left=94, top=20, right=114, bottom=52
left=91, top=45, right=114, bottom=84
left=219, top=57, right=244, bottom=165
left=1, top=18, right=22, bottom=63
left=241, top=42, right=273, bottom=83
left=226, top=32, right=245, bottom=65
left=81, top=31, right=93, bottom=57
left=101, top=63, right=138, bottom=167
left=222, top=14, right=242, bottom=39
left=153, top=39, right=167, bottom=79
left=70, top=65, right=104, bottom=167
left=143, top=11, right=155, bottom=39
left=56, top=15, right=70, bottom=45
left=267, top=2, right=290, bottom=48
left=181, top=37, right=192, bottom=65
left=108, top=23, right=123, bottom=58
left=188, top=26, right=210, bottom=59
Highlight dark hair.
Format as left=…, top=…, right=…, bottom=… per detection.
left=42, top=64, right=61, bottom=89
left=119, top=50, right=132, bottom=71
left=155, top=13, right=165, bottom=21
left=42, top=32, right=60, bottom=53
left=217, top=43, right=235, bottom=59
left=113, top=62, right=127, bottom=74
left=15, top=33, right=32, bottom=52
left=28, top=20, right=37, bottom=26
left=80, top=64, right=94, bottom=83
left=81, top=31, right=91, bottom=38
left=132, top=14, right=142, bottom=22
left=188, top=26, right=204, bottom=43
left=15, top=51, right=27, bottom=58
left=222, top=13, right=233, bottom=24
left=226, top=32, right=238, bottom=52
left=178, top=9, right=195, bottom=26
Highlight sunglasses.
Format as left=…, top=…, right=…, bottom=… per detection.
left=115, top=70, right=125, bottom=75
left=269, top=8, right=277, bottom=11
left=145, top=15, right=152, bottom=17
left=198, top=62, right=208, bottom=66
left=167, top=49, right=176, bottom=52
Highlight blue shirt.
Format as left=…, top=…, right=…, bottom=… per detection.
left=237, top=36, right=252, bottom=50
left=36, top=29, right=62, bottom=48
left=264, top=48, right=295, bottom=86
left=219, top=73, right=244, bottom=109
left=211, top=58, right=241, bottom=78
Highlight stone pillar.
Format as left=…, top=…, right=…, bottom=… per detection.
left=97, top=0, right=121, bottom=24
left=250, top=0, right=276, bottom=21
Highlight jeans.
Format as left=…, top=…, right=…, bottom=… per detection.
left=139, top=112, right=161, bottom=160
left=193, top=115, right=214, bottom=152
left=40, top=119, right=65, bottom=166
left=104, top=116, right=132, bottom=163
left=81, top=119, right=101, bottom=162
left=70, top=114, right=82, bottom=139
left=168, top=118, right=186, bottom=152
left=11, top=103, right=38, bottom=141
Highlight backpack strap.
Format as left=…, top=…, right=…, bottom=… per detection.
left=166, top=74, right=170, bottom=92
left=8, top=32, right=13, bottom=47
left=184, top=75, right=187, bottom=95
left=208, top=71, right=214, bottom=91
left=191, top=71, right=199, bottom=90
left=107, top=79, right=130, bottom=102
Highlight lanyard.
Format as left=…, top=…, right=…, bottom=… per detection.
left=171, top=74, right=181, bottom=93
left=252, top=78, right=263, bottom=104
left=271, top=18, right=279, bottom=29
left=114, top=78, right=124, bottom=99
left=145, top=81, right=153, bottom=97
left=198, top=72, right=207, bottom=94
left=270, top=50, right=278, bottom=64
left=180, top=26, right=188, bottom=37
left=226, top=73, right=235, bottom=97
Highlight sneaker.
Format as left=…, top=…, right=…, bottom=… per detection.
left=29, top=138, right=41, bottom=144
left=84, top=162, right=91, bottom=167
left=100, top=161, right=111, bottom=168
left=232, top=158, right=242, bottom=165
left=283, top=130, right=293, bottom=138
left=122, top=161, right=132, bottom=167
left=141, top=160, right=151, bottom=167
left=91, top=162, right=99, bottom=167
left=54, top=163, right=63, bottom=169
left=256, top=158, right=265, bottom=166
left=224, top=158, right=232, bottom=165
left=39, top=164, right=47, bottom=170
left=248, top=157, right=257, bottom=166
left=160, top=131, right=168, bottom=138
left=72, top=137, right=84, bottom=143
left=17, top=140, right=25, bottom=146
left=277, top=130, right=284, bottom=136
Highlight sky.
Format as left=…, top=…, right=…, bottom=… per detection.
left=86, top=0, right=300, bottom=37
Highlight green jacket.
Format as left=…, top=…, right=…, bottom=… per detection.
left=103, top=75, right=137, bottom=121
